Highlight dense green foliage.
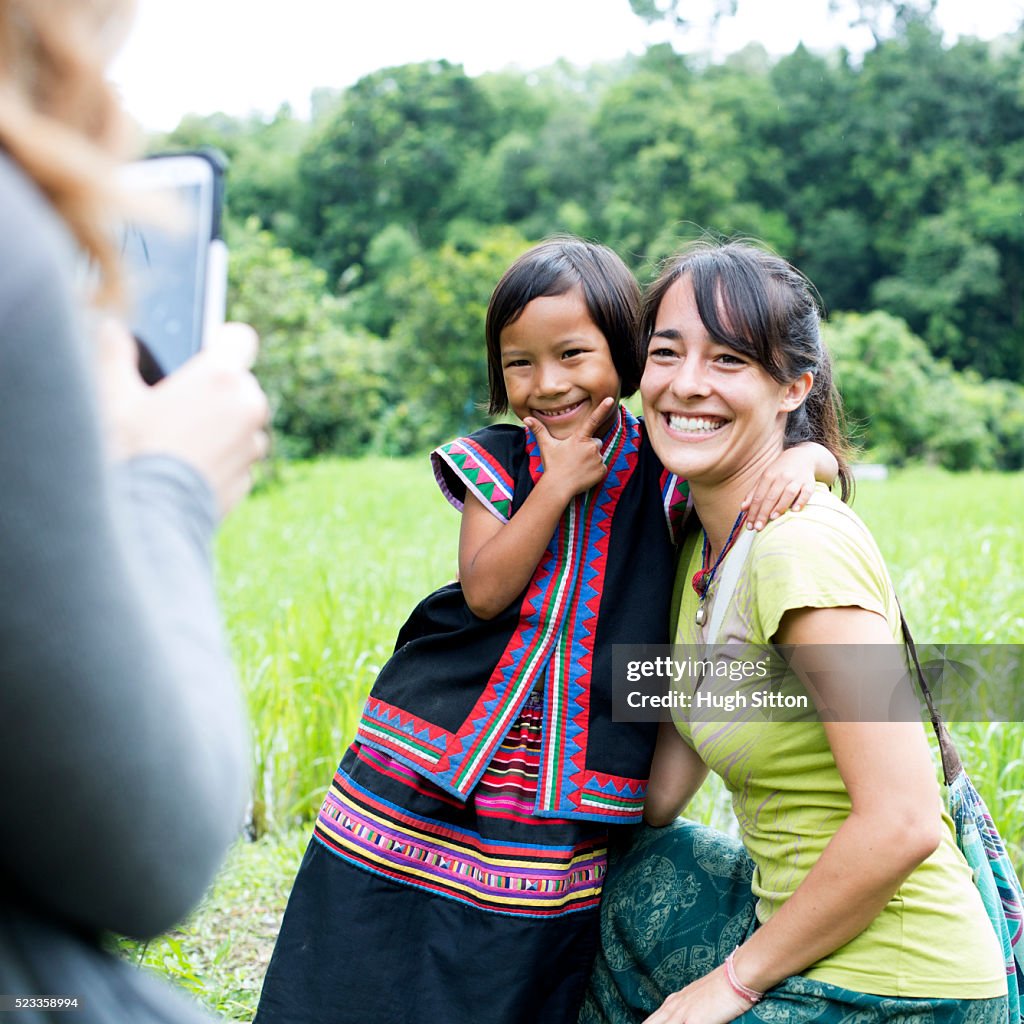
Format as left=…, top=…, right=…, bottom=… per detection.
left=226, top=219, right=389, bottom=457
left=155, top=10, right=1024, bottom=462
left=827, top=312, right=1024, bottom=469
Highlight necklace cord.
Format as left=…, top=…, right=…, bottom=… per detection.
left=691, top=510, right=747, bottom=600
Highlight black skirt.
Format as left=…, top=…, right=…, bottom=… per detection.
left=254, top=694, right=611, bottom=1024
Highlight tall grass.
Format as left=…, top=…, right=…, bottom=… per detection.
left=852, top=467, right=1024, bottom=861
left=851, top=466, right=1024, bottom=644
left=216, top=462, right=1024, bottom=860
left=216, top=458, right=460, bottom=834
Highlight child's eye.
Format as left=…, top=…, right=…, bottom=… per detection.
left=504, top=358, right=530, bottom=369
left=560, top=348, right=585, bottom=360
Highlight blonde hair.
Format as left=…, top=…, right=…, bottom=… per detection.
left=0, top=0, right=138, bottom=303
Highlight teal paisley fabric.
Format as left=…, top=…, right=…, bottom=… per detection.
left=580, top=820, right=1008, bottom=1024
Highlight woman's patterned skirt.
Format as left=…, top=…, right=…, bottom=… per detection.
left=581, top=819, right=1009, bottom=1024
left=254, top=692, right=611, bottom=1024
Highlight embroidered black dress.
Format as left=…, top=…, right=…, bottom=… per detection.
left=254, top=406, right=688, bottom=1024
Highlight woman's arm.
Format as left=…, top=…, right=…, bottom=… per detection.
left=459, top=398, right=613, bottom=619
left=643, top=721, right=709, bottom=827
left=730, top=605, right=941, bottom=989
left=645, top=605, right=941, bottom=1024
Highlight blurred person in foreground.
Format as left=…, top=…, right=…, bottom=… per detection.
left=0, top=1, right=270, bottom=1021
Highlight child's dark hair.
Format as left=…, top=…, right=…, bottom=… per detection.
left=640, top=239, right=855, bottom=501
left=485, top=237, right=642, bottom=415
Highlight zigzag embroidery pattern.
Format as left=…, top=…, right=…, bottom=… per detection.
left=356, top=697, right=452, bottom=771
left=433, top=438, right=515, bottom=523
left=443, top=499, right=581, bottom=796
left=660, top=466, right=691, bottom=543
left=538, top=408, right=641, bottom=816
left=579, top=772, right=647, bottom=818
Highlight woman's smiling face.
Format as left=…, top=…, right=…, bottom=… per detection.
left=641, top=275, right=806, bottom=487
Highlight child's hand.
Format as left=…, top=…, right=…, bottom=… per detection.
left=524, top=397, right=614, bottom=501
left=741, top=444, right=818, bottom=531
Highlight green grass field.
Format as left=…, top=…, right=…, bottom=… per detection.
left=128, top=461, right=1024, bottom=1020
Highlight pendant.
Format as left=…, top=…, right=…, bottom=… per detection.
left=695, top=605, right=707, bottom=626
left=692, top=568, right=710, bottom=596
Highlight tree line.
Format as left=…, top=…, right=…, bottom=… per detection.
left=155, top=11, right=1024, bottom=468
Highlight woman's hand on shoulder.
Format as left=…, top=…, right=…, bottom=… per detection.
left=96, top=319, right=270, bottom=518
left=741, top=441, right=838, bottom=531
left=643, top=966, right=753, bottom=1024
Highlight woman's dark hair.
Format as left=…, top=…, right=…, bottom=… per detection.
left=640, top=239, right=855, bottom=501
left=485, top=237, right=642, bottom=415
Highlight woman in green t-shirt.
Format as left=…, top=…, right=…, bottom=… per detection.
left=580, top=241, right=1008, bottom=1024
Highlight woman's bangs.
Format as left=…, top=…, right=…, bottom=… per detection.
left=688, top=257, right=767, bottom=365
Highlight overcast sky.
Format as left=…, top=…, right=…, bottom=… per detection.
left=110, top=0, right=1024, bottom=132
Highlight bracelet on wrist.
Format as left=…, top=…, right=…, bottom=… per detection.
left=724, top=947, right=765, bottom=1004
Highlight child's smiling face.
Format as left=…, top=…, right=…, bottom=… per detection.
left=499, top=287, right=621, bottom=440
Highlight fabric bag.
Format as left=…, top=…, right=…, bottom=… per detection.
left=901, top=615, right=1024, bottom=1023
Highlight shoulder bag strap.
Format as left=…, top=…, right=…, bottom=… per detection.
left=897, top=600, right=963, bottom=785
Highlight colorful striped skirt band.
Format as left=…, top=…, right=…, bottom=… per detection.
left=314, top=692, right=609, bottom=918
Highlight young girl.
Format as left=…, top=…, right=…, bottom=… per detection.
left=253, top=238, right=836, bottom=1024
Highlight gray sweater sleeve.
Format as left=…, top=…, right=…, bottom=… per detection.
left=0, top=155, right=249, bottom=939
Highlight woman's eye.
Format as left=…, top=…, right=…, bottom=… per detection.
left=647, top=346, right=678, bottom=360
left=716, top=352, right=746, bottom=365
